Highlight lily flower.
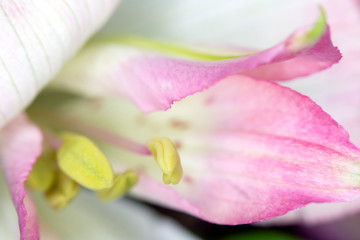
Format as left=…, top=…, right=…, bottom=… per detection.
left=0, top=0, right=358, bottom=239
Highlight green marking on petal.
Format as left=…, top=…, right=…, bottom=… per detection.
left=88, top=36, right=251, bottom=61
left=305, top=6, right=326, bottom=42
left=288, top=6, right=327, bottom=51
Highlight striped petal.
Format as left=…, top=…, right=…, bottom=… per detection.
left=0, top=0, right=121, bottom=128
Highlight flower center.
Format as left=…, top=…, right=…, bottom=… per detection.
left=26, top=131, right=183, bottom=209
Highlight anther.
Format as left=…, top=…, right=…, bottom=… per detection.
left=45, top=171, right=81, bottom=210
left=148, top=137, right=183, bottom=185
left=26, top=150, right=56, bottom=192
left=96, top=170, right=138, bottom=202
left=57, top=132, right=114, bottom=190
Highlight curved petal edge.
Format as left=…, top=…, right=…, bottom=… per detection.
left=0, top=114, right=43, bottom=240
left=51, top=8, right=341, bottom=113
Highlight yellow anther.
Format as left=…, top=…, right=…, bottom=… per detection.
left=45, top=171, right=80, bottom=210
left=26, top=150, right=56, bottom=192
left=96, top=170, right=138, bottom=202
left=57, top=132, right=114, bottom=190
left=148, top=137, right=183, bottom=185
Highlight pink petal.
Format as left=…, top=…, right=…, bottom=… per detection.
left=241, top=27, right=341, bottom=81
left=284, top=0, right=360, bottom=147
left=127, top=76, right=360, bottom=224
left=115, top=0, right=359, bottom=226
left=261, top=199, right=360, bottom=226
left=268, top=0, right=360, bottom=225
left=113, top=0, right=360, bottom=225
left=0, top=114, right=43, bottom=240
left=52, top=14, right=340, bottom=113
left=0, top=0, right=121, bottom=128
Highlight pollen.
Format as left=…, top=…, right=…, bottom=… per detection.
left=96, top=170, right=139, bottom=202
left=148, top=137, right=183, bottom=185
left=57, top=132, right=114, bottom=190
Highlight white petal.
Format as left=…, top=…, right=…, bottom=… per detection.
left=0, top=0, right=121, bottom=128
left=34, top=192, right=200, bottom=240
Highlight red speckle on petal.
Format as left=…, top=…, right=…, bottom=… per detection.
left=204, top=96, right=215, bottom=106
left=183, top=175, right=194, bottom=185
left=170, top=119, right=190, bottom=130
left=173, top=140, right=183, bottom=149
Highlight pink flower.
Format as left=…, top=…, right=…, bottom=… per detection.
left=0, top=0, right=358, bottom=239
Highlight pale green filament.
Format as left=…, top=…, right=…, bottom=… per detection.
left=45, top=171, right=80, bottom=210
left=148, top=137, right=183, bottom=185
left=97, top=170, right=139, bottom=202
left=57, top=132, right=114, bottom=190
left=26, top=150, right=56, bottom=192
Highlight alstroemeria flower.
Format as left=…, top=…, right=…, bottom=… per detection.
left=133, top=0, right=360, bottom=226
left=0, top=0, right=358, bottom=239
left=173, top=0, right=360, bottom=225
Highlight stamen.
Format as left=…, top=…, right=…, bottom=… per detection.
left=45, top=171, right=80, bottom=210
left=74, top=123, right=151, bottom=156
left=30, top=109, right=151, bottom=155
left=96, top=170, right=138, bottom=202
left=26, top=150, right=56, bottom=192
left=148, top=137, right=183, bottom=185
left=57, top=132, right=114, bottom=190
